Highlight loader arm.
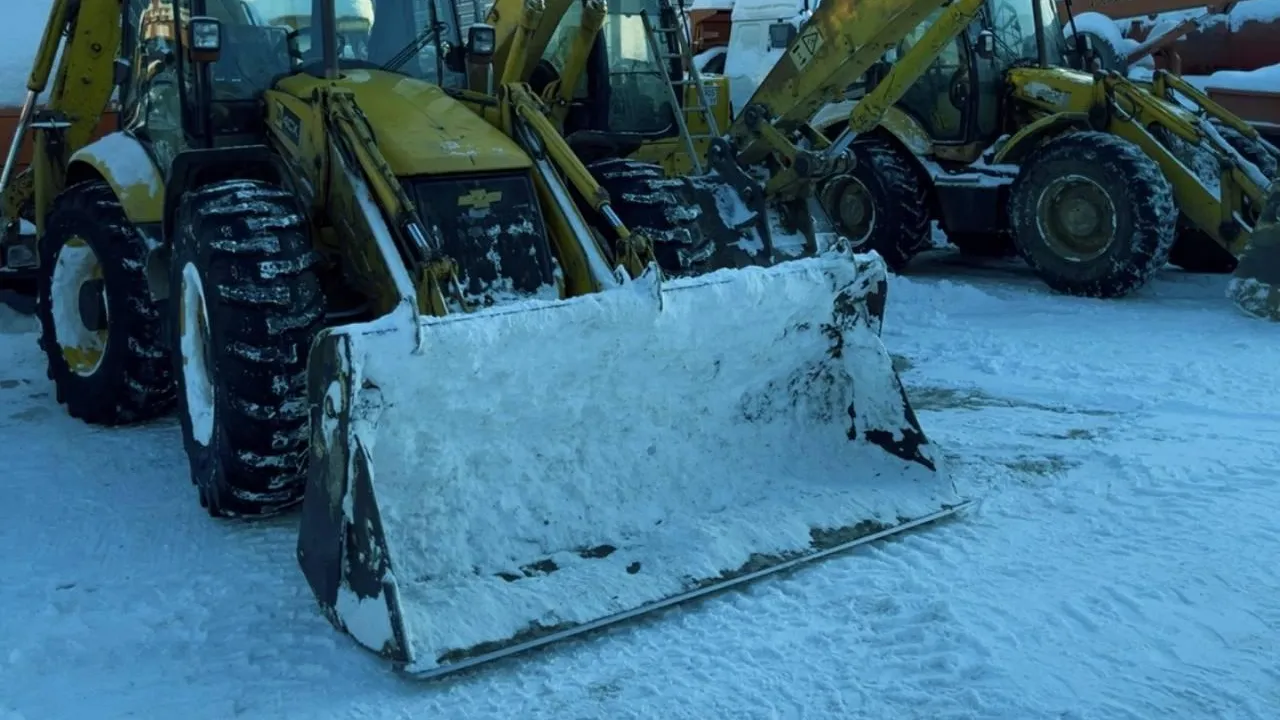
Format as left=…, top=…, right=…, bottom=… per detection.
left=726, top=0, right=987, bottom=200
left=503, top=83, right=657, bottom=279
left=540, top=0, right=607, bottom=126
left=1, top=0, right=121, bottom=236
left=1102, top=71, right=1276, bottom=254
left=322, top=88, right=461, bottom=316
left=489, top=0, right=586, bottom=85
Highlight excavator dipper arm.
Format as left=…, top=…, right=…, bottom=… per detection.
left=727, top=0, right=987, bottom=199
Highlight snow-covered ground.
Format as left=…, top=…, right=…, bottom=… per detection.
left=5, top=258, right=1280, bottom=719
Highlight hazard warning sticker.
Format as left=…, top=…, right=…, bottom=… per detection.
left=788, top=26, right=824, bottom=71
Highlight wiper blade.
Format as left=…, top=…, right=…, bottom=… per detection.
left=382, top=22, right=446, bottom=73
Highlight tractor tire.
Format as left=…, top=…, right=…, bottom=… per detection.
left=1080, top=30, right=1128, bottom=74
left=588, top=158, right=708, bottom=273
left=1156, top=121, right=1275, bottom=274
left=1008, top=131, right=1176, bottom=297
left=35, top=179, right=175, bottom=425
left=1216, top=122, right=1278, bottom=180
left=169, top=179, right=325, bottom=518
left=1151, top=123, right=1239, bottom=273
left=818, top=136, right=931, bottom=272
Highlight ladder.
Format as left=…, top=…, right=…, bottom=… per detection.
left=640, top=2, right=721, bottom=175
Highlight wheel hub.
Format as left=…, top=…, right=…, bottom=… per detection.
left=50, top=237, right=109, bottom=376
left=180, top=262, right=217, bottom=447
left=1036, top=175, right=1117, bottom=262
left=827, top=176, right=876, bottom=245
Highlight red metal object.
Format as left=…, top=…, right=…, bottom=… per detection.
left=689, top=8, right=733, bottom=53
left=0, top=105, right=119, bottom=176
left=1058, top=0, right=1280, bottom=75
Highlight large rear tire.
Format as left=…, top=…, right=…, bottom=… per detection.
left=35, top=180, right=175, bottom=424
left=587, top=158, right=707, bottom=273
left=1008, top=131, right=1176, bottom=297
left=818, top=136, right=931, bottom=272
left=169, top=179, right=324, bottom=518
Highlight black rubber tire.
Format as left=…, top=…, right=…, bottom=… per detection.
left=818, top=136, right=930, bottom=272
left=169, top=179, right=324, bottom=518
left=1008, top=131, right=1177, bottom=297
left=1158, top=121, right=1275, bottom=274
left=1079, top=30, right=1128, bottom=74
left=1217, top=123, right=1279, bottom=180
left=588, top=158, right=706, bottom=272
left=35, top=179, right=175, bottom=424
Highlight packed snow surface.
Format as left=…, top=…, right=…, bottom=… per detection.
left=5, top=254, right=1280, bottom=718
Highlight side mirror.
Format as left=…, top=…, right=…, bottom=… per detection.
left=976, top=30, right=995, bottom=59
left=768, top=22, right=797, bottom=50
left=187, top=16, right=222, bottom=64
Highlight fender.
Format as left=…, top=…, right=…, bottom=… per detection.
left=162, top=145, right=293, bottom=244
left=992, top=112, right=1090, bottom=165
left=813, top=105, right=935, bottom=192
left=66, top=132, right=166, bottom=224
left=814, top=105, right=934, bottom=157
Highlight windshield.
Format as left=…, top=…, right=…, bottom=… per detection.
left=542, top=0, right=678, bottom=135
left=239, top=0, right=466, bottom=86
left=987, top=0, right=1065, bottom=67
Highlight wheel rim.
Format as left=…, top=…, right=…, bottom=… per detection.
left=831, top=177, right=876, bottom=246
left=1035, top=174, right=1117, bottom=262
left=179, top=262, right=216, bottom=447
left=50, top=237, right=109, bottom=376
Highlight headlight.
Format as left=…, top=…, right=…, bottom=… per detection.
left=189, top=16, right=222, bottom=56
left=468, top=24, right=496, bottom=58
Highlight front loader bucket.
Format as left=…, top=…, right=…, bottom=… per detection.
left=296, top=251, right=967, bottom=679
left=1229, top=182, right=1280, bottom=320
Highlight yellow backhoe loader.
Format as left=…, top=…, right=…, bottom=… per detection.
left=0, top=0, right=967, bottom=679
left=485, top=0, right=1277, bottom=299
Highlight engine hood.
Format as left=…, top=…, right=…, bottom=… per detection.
left=281, top=69, right=531, bottom=177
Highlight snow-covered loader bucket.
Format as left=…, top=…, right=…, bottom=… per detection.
left=296, top=251, right=967, bottom=679
left=1229, top=180, right=1280, bottom=320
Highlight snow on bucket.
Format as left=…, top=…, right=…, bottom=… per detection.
left=296, top=251, right=966, bottom=678
left=1229, top=180, right=1280, bottom=320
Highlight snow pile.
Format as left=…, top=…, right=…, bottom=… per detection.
left=1063, top=11, right=1128, bottom=50
left=1195, top=63, right=1280, bottom=92
left=1228, top=0, right=1280, bottom=31
left=328, top=254, right=961, bottom=672
left=1126, top=0, right=1277, bottom=34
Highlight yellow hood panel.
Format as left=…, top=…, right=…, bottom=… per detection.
left=280, top=69, right=530, bottom=176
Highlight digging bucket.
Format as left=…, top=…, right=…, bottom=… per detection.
left=1230, top=181, right=1280, bottom=320
left=296, top=250, right=968, bottom=678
